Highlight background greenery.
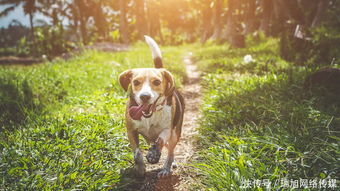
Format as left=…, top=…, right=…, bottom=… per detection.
left=1, top=0, right=339, bottom=66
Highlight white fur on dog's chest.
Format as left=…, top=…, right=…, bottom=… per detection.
left=132, top=105, right=172, bottom=141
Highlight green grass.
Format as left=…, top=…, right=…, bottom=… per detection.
left=192, top=36, right=340, bottom=190
left=1, top=38, right=339, bottom=190
left=0, top=43, right=187, bottom=190
left=0, top=47, right=18, bottom=57
left=194, top=36, right=292, bottom=75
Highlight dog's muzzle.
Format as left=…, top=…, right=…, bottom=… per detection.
left=128, top=95, right=165, bottom=120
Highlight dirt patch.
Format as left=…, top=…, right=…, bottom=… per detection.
left=85, top=42, right=129, bottom=52
left=0, top=56, right=43, bottom=65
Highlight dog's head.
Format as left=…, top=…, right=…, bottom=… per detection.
left=119, top=68, right=175, bottom=105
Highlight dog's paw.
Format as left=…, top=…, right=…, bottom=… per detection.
left=157, top=168, right=171, bottom=178
left=133, top=164, right=146, bottom=177
left=146, top=146, right=161, bottom=164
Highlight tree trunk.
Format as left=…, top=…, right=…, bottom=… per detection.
left=119, top=0, right=129, bottom=43
left=69, top=4, right=80, bottom=42
left=29, top=12, right=35, bottom=42
left=28, top=11, right=37, bottom=55
left=272, top=0, right=291, bottom=34
left=211, top=0, right=222, bottom=40
left=259, top=0, right=272, bottom=35
left=146, top=1, right=163, bottom=42
left=79, top=13, right=87, bottom=44
left=222, top=0, right=245, bottom=48
left=93, top=1, right=107, bottom=40
left=244, top=0, right=256, bottom=35
left=135, top=0, right=147, bottom=39
left=311, top=0, right=331, bottom=28
left=273, top=0, right=292, bottom=20
left=222, top=0, right=236, bottom=41
left=75, top=0, right=88, bottom=44
left=287, top=0, right=305, bottom=24
left=200, top=1, right=213, bottom=43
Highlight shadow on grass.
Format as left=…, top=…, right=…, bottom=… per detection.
left=116, top=167, right=180, bottom=191
left=307, top=90, right=340, bottom=118
left=0, top=78, right=42, bottom=129
left=200, top=72, right=340, bottom=180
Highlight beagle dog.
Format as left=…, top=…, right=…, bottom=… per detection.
left=119, top=36, right=185, bottom=178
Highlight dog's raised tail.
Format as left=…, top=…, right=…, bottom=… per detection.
left=144, top=35, right=163, bottom=68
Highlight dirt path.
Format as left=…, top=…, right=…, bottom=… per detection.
left=118, top=52, right=202, bottom=190
left=172, top=52, right=203, bottom=190
left=145, top=52, right=202, bottom=190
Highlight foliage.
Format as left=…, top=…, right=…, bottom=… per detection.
left=309, top=26, right=340, bottom=65
left=0, top=22, right=30, bottom=56
left=279, top=0, right=340, bottom=66
left=0, top=0, right=339, bottom=65
left=195, top=35, right=291, bottom=75
left=193, top=38, right=340, bottom=190
left=0, top=44, right=186, bottom=190
left=280, top=26, right=340, bottom=67
left=33, top=25, right=74, bottom=57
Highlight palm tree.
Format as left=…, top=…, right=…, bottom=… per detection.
left=0, top=0, right=20, bottom=18
left=211, top=0, right=222, bottom=40
left=0, top=0, right=37, bottom=40
left=74, top=0, right=91, bottom=44
left=135, top=0, right=146, bottom=39
left=119, top=0, right=128, bottom=43
left=23, top=0, right=37, bottom=40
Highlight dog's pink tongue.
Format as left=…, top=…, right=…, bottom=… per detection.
left=129, top=103, right=151, bottom=120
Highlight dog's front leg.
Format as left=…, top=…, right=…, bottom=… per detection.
left=127, top=128, right=145, bottom=177
left=157, top=129, right=178, bottom=178
left=146, top=127, right=177, bottom=177
left=146, top=128, right=170, bottom=164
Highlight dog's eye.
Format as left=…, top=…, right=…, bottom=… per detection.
left=133, top=80, right=141, bottom=86
left=153, top=80, right=161, bottom=86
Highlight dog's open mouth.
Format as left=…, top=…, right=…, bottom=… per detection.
left=129, top=103, right=154, bottom=120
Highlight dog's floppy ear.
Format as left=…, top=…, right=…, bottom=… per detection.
left=162, top=69, right=175, bottom=96
left=119, top=69, right=132, bottom=91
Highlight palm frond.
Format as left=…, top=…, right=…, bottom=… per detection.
left=0, top=5, right=16, bottom=17
left=0, top=0, right=20, bottom=6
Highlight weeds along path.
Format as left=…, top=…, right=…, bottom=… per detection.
left=135, top=52, right=203, bottom=190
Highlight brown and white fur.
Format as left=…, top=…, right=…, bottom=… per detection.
left=118, top=36, right=185, bottom=178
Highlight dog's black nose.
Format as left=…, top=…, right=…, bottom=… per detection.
left=140, top=94, right=151, bottom=102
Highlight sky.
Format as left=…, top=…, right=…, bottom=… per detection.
left=0, top=4, right=66, bottom=28
left=0, top=5, right=30, bottom=27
